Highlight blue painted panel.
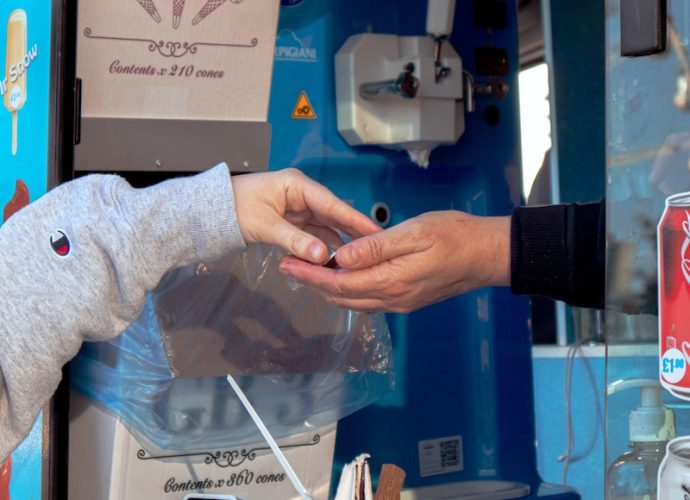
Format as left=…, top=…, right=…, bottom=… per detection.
left=8, top=415, right=42, bottom=499
left=533, top=349, right=605, bottom=500
left=0, top=1, right=53, bottom=201
left=0, top=1, right=55, bottom=496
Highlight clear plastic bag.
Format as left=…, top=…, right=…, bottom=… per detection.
left=70, top=244, right=394, bottom=452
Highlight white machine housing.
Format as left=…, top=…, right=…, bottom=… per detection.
left=334, top=33, right=464, bottom=166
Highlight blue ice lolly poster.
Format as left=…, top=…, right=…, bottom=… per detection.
left=0, top=1, right=55, bottom=499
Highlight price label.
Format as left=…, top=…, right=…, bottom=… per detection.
left=661, top=348, right=686, bottom=384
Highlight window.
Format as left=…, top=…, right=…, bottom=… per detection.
left=518, top=62, right=551, bottom=202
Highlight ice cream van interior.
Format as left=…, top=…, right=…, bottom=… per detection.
left=6, top=0, right=687, bottom=498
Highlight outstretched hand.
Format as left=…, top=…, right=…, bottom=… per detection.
left=279, top=210, right=511, bottom=313
left=232, top=168, right=380, bottom=263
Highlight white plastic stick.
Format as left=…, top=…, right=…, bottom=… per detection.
left=226, top=375, right=314, bottom=500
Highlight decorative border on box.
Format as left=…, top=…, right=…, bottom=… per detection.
left=136, top=434, right=321, bottom=468
left=83, top=27, right=258, bottom=58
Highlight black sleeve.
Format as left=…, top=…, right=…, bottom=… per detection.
left=510, top=200, right=605, bottom=309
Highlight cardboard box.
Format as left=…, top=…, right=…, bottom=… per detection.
left=77, top=0, right=279, bottom=121
left=74, top=0, right=279, bottom=172
left=68, top=391, right=335, bottom=500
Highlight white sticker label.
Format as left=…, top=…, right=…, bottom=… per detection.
left=8, top=85, right=22, bottom=109
left=418, top=435, right=463, bottom=477
left=661, top=347, right=686, bottom=384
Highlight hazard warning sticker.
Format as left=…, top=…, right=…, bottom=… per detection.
left=291, top=91, right=316, bottom=119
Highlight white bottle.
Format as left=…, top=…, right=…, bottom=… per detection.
left=606, top=379, right=677, bottom=500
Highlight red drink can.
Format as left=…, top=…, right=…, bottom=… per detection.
left=659, top=193, right=690, bottom=399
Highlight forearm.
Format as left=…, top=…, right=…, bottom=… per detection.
left=510, top=200, right=605, bottom=309
left=0, top=163, right=245, bottom=461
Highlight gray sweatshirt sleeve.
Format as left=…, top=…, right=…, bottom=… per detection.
left=0, top=163, right=246, bottom=461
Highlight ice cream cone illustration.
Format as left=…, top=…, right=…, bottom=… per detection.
left=192, top=0, right=245, bottom=25
left=173, top=0, right=185, bottom=28
left=136, top=0, right=161, bottom=23
left=4, top=9, right=27, bottom=156
left=192, top=0, right=226, bottom=25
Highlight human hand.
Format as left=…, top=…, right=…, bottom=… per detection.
left=231, top=168, right=380, bottom=264
left=279, top=210, right=511, bottom=313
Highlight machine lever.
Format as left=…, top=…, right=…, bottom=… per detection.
left=359, top=64, right=419, bottom=99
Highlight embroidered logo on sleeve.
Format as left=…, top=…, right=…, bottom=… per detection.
left=49, top=229, right=71, bottom=257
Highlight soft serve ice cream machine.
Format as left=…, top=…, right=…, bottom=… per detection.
left=65, top=0, right=579, bottom=499
left=335, top=0, right=466, bottom=168
left=334, top=0, right=509, bottom=169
